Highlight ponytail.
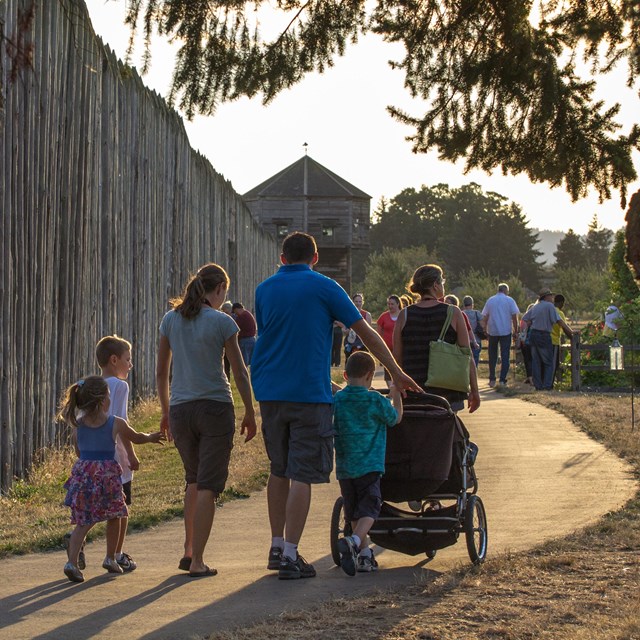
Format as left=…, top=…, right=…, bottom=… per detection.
left=171, top=263, right=230, bottom=320
left=57, top=375, right=109, bottom=428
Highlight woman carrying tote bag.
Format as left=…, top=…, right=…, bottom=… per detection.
left=393, top=264, right=480, bottom=414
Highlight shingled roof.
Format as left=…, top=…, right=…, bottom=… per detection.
left=243, top=155, right=370, bottom=200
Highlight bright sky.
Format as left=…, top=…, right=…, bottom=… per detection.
left=86, top=1, right=639, bottom=234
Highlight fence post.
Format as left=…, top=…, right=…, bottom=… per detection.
left=571, top=332, right=581, bottom=391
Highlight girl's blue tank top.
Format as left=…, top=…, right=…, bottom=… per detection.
left=76, top=415, right=116, bottom=461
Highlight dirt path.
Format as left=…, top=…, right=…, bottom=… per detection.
left=0, top=387, right=635, bottom=640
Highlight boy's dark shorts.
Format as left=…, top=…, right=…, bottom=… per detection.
left=169, top=399, right=235, bottom=495
left=122, top=480, right=132, bottom=506
left=339, top=472, right=382, bottom=522
left=260, top=401, right=334, bottom=484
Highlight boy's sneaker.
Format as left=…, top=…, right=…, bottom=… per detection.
left=117, top=552, right=137, bottom=572
left=278, top=554, right=316, bottom=580
left=102, top=557, right=124, bottom=574
left=63, top=532, right=86, bottom=570
left=63, top=562, right=84, bottom=583
left=337, top=535, right=359, bottom=577
left=357, top=551, right=379, bottom=573
left=267, top=546, right=283, bottom=570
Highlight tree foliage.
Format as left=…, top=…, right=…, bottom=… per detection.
left=357, top=245, right=438, bottom=316
left=456, top=269, right=530, bottom=313
left=553, top=229, right=588, bottom=270
left=584, top=214, right=614, bottom=270
left=553, top=216, right=614, bottom=270
left=553, top=265, right=611, bottom=316
left=609, top=229, right=639, bottom=304
left=126, top=0, right=640, bottom=206
left=370, top=183, right=542, bottom=288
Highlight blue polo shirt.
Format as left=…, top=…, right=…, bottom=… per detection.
left=251, top=264, right=362, bottom=403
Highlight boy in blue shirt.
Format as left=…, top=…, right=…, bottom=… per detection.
left=333, top=351, right=403, bottom=575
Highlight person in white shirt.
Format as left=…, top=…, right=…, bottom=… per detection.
left=481, top=283, right=520, bottom=387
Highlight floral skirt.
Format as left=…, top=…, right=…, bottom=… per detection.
left=64, top=459, right=128, bottom=526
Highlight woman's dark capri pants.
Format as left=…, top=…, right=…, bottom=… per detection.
left=169, top=399, right=235, bottom=495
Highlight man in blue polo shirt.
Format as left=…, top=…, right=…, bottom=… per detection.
left=251, top=232, right=419, bottom=580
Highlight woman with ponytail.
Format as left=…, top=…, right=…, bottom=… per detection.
left=157, top=263, right=257, bottom=578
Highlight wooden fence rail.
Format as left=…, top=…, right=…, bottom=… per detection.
left=568, top=337, right=640, bottom=391
left=0, top=0, right=279, bottom=491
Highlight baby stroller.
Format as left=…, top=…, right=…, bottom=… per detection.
left=330, top=392, right=487, bottom=566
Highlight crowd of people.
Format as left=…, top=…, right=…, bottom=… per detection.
left=58, top=230, right=575, bottom=584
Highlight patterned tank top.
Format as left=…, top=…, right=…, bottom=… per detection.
left=401, top=303, right=467, bottom=403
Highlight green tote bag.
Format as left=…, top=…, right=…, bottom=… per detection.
left=425, top=305, right=471, bottom=393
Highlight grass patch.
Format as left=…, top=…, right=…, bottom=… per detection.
left=0, top=392, right=269, bottom=557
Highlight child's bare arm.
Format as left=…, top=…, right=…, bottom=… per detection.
left=113, top=417, right=166, bottom=446
left=121, top=437, right=140, bottom=471
left=389, top=384, right=403, bottom=424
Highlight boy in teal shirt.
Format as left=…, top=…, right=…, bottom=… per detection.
left=333, top=351, right=403, bottom=575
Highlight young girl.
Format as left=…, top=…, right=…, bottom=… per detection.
left=58, top=375, right=165, bottom=583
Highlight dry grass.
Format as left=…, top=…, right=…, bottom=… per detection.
left=208, top=383, right=640, bottom=640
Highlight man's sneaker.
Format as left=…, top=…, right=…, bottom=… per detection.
left=357, top=551, right=379, bottom=573
left=488, top=380, right=496, bottom=388
left=117, top=552, right=137, bottom=572
left=63, top=562, right=84, bottom=583
left=267, top=546, right=283, bottom=570
left=337, top=535, right=359, bottom=577
left=63, top=532, right=86, bottom=570
left=278, top=554, right=316, bottom=580
left=102, top=557, right=124, bottom=574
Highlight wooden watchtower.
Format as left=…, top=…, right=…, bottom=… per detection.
left=243, top=155, right=371, bottom=291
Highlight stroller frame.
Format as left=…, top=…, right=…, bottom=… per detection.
left=330, top=392, right=488, bottom=566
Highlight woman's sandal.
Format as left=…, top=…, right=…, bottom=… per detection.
left=189, top=565, right=217, bottom=578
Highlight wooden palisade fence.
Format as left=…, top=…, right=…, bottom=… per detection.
left=0, top=0, right=278, bottom=491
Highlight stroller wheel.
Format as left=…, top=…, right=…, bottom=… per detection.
left=330, top=496, right=352, bottom=567
left=464, top=495, right=488, bottom=565
left=425, top=549, right=437, bottom=559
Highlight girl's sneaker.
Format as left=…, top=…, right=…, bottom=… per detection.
left=357, top=551, right=379, bottom=573
left=63, top=562, right=84, bottom=583
left=102, top=556, right=124, bottom=574
left=117, top=552, right=137, bottom=572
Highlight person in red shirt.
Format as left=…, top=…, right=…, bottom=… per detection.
left=376, top=295, right=403, bottom=385
left=232, top=302, right=257, bottom=365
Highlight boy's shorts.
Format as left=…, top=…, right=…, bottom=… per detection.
left=169, top=399, right=235, bottom=494
left=339, top=472, right=382, bottom=522
left=260, top=401, right=334, bottom=484
left=122, top=480, right=132, bottom=506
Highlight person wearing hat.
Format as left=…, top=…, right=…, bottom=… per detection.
left=522, top=289, right=573, bottom=390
